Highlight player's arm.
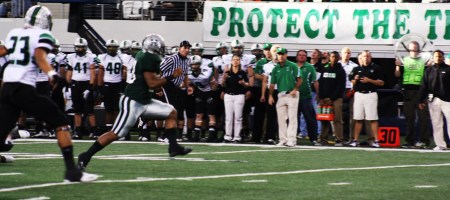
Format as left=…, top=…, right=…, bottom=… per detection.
left=0, top=46, right=7, bottom=57
left=35, top=48, right=53, bottom=74
left=89, top=63, right=96, bottom=86
left=144, top=67, right=182, bottom=89
left=97, top=64, right=104, bottom=86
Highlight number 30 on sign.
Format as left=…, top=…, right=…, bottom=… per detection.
left=377, top=127, right=400, bottom=148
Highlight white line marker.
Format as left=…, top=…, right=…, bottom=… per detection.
left=2, top=162, right=450, bottom=193
left=415, top=185, right=437, bottom=188
left=242, top=180, right=268, bottom=183
left=14, top=138, right=450, bottom=153
left=20, top=196, right=51, bottom=200
left=328, top=182, right=352, bottom=186
left=0, top=173, right=23, bottom=176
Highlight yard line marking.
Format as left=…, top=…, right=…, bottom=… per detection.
left=242, top=180, right=268, bottom=183
left=3, top=162, right=450, bottom=192
left=414, top=185, right=437, bottom=188
left=328, top=182, right=352, bottom=186
left=13, top=139, right=450, bottom=153
left=20, top=196, right=50, bottom=200
left=0, top=173, right=22, bottom=176
left=100, top=156, right=247, bottom=163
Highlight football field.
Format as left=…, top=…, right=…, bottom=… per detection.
left=1, top=139, right=450, bottom=200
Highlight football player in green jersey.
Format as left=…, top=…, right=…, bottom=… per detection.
left=77, top=34, right=192, bottom=171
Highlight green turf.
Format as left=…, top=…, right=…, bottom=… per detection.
left=1, top=140, right=449, bottom=200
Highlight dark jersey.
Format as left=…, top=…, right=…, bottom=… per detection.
left=124, top=51, right=162, bottom=104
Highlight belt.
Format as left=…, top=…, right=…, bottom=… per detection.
left=226, top=93, right=243, bottom=95
left=280, top=90, right=292, bottom=95
left=357, top=90, right=376, bottom=94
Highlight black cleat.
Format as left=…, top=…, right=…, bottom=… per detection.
left=77, top=152, right=90, bottom=171
left=169, top=145, right=193, bottom=157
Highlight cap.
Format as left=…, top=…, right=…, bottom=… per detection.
left=180, top=40, right=192, bottom=48
left=276, top=48, right=287, bottom=54
left=263, top=43, right=272, bottom=50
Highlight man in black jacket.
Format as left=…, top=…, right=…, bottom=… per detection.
left=318, top=51, right=346, bottom=146
left=418, top=50, right=450, bottom=151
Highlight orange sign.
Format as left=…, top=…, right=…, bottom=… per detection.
left=377, top=127, right=400, bottom=148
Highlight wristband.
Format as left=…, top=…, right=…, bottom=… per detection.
left=47, top=70, right=57, bottom=78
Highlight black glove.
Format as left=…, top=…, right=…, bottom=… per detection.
left=51, top=74, right=67, bottom=90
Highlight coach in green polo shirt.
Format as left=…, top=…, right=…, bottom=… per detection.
left=268, top=48, right=302, bottom=147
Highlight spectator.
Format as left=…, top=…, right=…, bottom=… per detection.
left=260, top=44, right=280, bottom=145
left=268, top=48, right=302, bottom=147
left=321, top=51, right=330, bottom=66
left=395, top=41, right=431, bottom=148
left=222, top=54, right=250, bottom=143
left=348, top=50, right=383, bottom=147
left=418, top=50, right=450, bottom=151
left=339, top=47, right=359, bottom=142
left=296, top=49, right=320, bottom=146
left=318, top=51, right=346, bottom=146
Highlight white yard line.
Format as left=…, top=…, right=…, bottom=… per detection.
left=1, top=163, right=450, bottom=193
left=13, top=139, right=449, bottom=153
left=0, top=173, right=23, bottom=176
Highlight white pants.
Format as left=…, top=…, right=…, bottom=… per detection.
left=224, top=94, right=245, bottom=141
left=428, top=97, right=450, bottom=148
left=353, top=92, right=378, bottom=120
left=276, top=92, right=299, bottom=144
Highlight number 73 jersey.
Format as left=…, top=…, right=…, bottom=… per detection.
left=3, top=27, right=55, bottom=87
left=65, top=52, right=99, bottom=81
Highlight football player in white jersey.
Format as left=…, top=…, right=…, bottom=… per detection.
left=119, top=40, right=132, bottom=55
left=31, top=51, right=57, bottom=138
left=98, top=39, right=126, bottom=139
left=188, top=55, right=218, bottom=142
left=0, top=5, right=98, bottom=182
left=209, top=41, right=228, bottom=140
left=50, top=39, right=67, bottom=116
left=65, top=37, right=100, bottom=139
left=0, top=40, right=8, bottom=83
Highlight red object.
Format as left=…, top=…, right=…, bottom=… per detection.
left=377, top=127, right=400, bottom=148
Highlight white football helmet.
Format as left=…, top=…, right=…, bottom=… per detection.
left=74, top=38, right=88, bottom=56
left=230, top=39, right=244, bottom=48
left=230, top=39, right=244, bottom=56
left=215, top=41, right=228, bottom=56
left=250, top=44, right=263, bottom=51
left=24, top=5, right=53, bottom=30
left=120, top=40, right=132, bottom=49
left=190, top=55, right=202, bottom=65
left=142, top=34, right=165, bottom=55
left=171, top=46, right=179, bottom=55
left=74, top=38, right=88, bottom=47
left=131, top=42, right=142, bottom=50
left=106, top=39, right=120, bottom=47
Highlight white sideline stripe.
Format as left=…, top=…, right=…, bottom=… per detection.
left=242, top=180, right=268, bottom=183
left=20, top=196, right=51, bottom=200
left=2, top=162, right=450, bottom=193
left=13, top=139, right=450, bottom=153
left=0, top=173, right=22, bottom=176
left=415, top=185, right=437, bottom=188
left=328, top=182, right=352, bottom=186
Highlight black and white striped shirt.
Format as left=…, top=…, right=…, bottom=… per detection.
left=160, top=53, right=190, bottom=87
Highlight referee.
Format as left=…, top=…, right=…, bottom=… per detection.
left=160, top=40, right=191, bottom=133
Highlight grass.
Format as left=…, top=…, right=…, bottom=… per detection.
left=1, top=139, right=450, bottom=200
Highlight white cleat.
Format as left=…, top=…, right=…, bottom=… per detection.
left=80, top=172, right=100, bottom=182
left=0, top=155, right=14, bottom=163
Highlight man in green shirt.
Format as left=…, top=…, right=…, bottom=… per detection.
left=268, top=48, right=302, bottom=147
left=296, top=50, right=319, bottom=145
left=77, top=34, right=192, bottom=171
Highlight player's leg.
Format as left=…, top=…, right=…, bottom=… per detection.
left=141, top=99, right=192, bottom=157
left=78, top=95, right=143, bottom=170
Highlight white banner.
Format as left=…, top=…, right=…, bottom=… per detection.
left=203, top=2, right=450, bottom=45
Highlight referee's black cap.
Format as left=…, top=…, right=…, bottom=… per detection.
left=179, top=40, right=192, bottom=48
